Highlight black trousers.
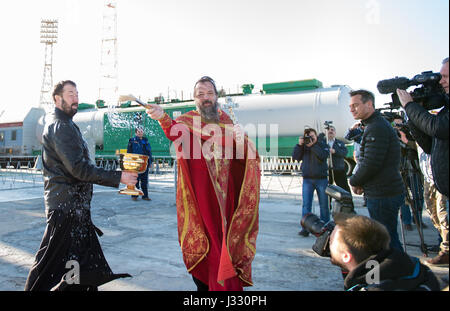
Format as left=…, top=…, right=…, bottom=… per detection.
left=132, top=168, right=149, bottom=198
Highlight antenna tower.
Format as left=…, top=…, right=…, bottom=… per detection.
left=99, top=0, right=119, bottom=106
left=39, top=19, right=58, bottom=110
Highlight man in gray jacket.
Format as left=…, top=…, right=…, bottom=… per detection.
left=25, top=80, right=137, bottom=291
left=348, top=90, right=405, bottom=252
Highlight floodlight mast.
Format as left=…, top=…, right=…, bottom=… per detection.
left=99, top=1, right=119, bottom=107
left=39, top=19, right=58, bottom=111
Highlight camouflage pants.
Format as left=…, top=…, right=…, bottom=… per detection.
left=424, top=180, right=449, bottom=254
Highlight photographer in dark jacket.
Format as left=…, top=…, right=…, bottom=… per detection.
left=397, top=57, right=449, bottom=266
left=329, top=213, right=441, bottom=291
left=25, top=80, right=137, bottom=291
left=292, top=128, right=330, bottom=237
left=348, top=90, right=405, bottom=252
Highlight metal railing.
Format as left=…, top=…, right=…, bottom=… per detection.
left=260, top=156, right=301, bottom=175
left=0, top=156, right=177, bottom=191
left=0, top=156, right=38, bottom=169
left=259, top=156, right=302, bottom=198
left=95, top=156, right=176, bottom=179
left=1, top=155, right=305, bottom=198
left=0, top=167, right=43, bottom=191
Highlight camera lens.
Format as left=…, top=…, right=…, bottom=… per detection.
left=304, top=135, right=312, bottom=144
left=301, top=213, right=326, bottom=236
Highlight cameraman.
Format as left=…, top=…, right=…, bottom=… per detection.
left=329, top=213, right=441, bottom=291
left=348, top=90, right=405, bottom=252
left=292, top=128, right=330, bottom=237
left=396, top=57, right=449, bottom=198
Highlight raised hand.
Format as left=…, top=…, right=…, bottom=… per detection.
left=145, top=104, right=164, bottom=120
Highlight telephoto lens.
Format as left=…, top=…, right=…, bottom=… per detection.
left=301, top=213, right=326, bottom=236
left=301, top=213, right=336, bottom=257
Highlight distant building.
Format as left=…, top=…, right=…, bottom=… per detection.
left=0, top=121, right=23, bottom=155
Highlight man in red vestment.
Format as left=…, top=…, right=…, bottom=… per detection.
left=146, top=76, right=260, bottom=291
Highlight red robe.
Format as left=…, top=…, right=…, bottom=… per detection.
left=158, top=109, right=260, bottom=290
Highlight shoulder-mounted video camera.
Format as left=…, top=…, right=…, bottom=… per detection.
left=377, top=71, right=445, bottom=110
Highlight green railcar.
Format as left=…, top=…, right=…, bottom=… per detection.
left=96, top=103, right=355, bottom=173
left=96, top=102, right=195, bottom=158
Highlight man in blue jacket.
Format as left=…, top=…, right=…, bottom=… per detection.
left=292, top=128, right=330, bottom=237
left=127, top=127, right=153, bottom=201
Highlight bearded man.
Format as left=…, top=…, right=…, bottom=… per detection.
left=146, top=76, right=260, bottom=291
left=25, top=80, right=137, bottom=291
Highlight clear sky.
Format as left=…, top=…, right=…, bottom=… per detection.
left=0, top=0, right=448, bottom=121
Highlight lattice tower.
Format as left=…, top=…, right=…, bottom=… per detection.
left=39, top=19, right=58, bottom=111
left=99, top=0, right=119, bottom=106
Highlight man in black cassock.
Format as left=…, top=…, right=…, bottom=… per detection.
left=24, top=80, right=137, bottom=291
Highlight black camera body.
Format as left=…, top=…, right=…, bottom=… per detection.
left=377, top=71, right=445, bottom=110
left=301, top=213, right=335, bottom=257
left=304, top=135, right=312, bottom=145
left=301, top=185, right=354, bottom=257
left=393, top=121, right=415, bottom=142
left=377, top=111, right=416, bottom=144
left=324, top=120, right=333, bottom=130
left=326, top=184, right=354, bottom=214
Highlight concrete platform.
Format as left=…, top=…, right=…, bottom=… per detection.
left=0, top=173, right=448, bottom=291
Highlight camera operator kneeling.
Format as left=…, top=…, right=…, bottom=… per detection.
left=329, top=214, right=441, bottom=291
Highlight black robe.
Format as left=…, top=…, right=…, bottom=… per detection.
left=24, top=108, right=130, bottom=291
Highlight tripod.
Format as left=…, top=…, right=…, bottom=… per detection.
left=324, top=123, right=335, bottom=210
left=324, top=122, right=355, bottom=213
left=399, top=145, right=428, bottom=256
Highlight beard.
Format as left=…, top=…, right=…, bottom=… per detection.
left=198, top=99, right=219, bottom=122
left=61, top=98, right=78, bottom=118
